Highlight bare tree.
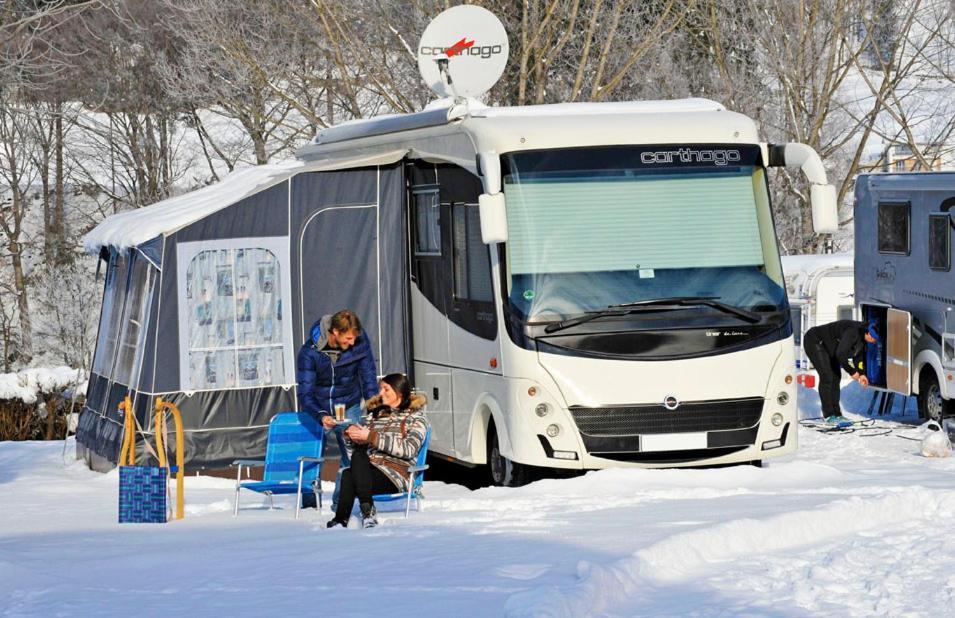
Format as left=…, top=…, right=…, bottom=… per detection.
left=0, top=101, right=38, bottom=363
left=158, top=0, right=318, bottom=167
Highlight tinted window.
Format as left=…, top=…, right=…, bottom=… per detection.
left=929, top=213, right=950, bottom=270
left=878, top=202, right=909, bottom=254
left=837, top=305, right=854, bottom=321
left=453, top=204, right=493, bottom=302
left=413, top=188, right=441, bottom=256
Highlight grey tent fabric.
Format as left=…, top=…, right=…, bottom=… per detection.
left=376, top=165, right=411, bottom=374
left=299, top=205, right=381, bottom=346
left=290, top=164, right=409, bottom=376
left=135, top=236, right=164, bottom=270
left=79, top=163, right=412, bottom=470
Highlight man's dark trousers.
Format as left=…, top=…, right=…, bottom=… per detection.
left=804, top=330, right=842, bottom=417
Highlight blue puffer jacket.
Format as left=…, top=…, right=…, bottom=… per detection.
left=296, top=315, right=378, bottom=419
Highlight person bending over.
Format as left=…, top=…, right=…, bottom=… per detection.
left=803, top=319, right=878, bottom=423
left=326, top=373, right=429, bottom=529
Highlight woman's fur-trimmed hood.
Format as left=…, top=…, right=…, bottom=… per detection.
left=365, top=391, right=427, bottom=412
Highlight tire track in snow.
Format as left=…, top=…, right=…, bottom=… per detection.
left=504, top=488, right=955, bottom=617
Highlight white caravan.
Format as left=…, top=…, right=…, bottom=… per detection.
left=782, top=253, right=855, bottom=370
left=296, top=97, right=838, bottom=484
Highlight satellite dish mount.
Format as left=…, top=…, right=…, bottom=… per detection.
left=433, top=54, right=461, bottom=101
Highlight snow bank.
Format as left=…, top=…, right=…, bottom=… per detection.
left=505, top=488, right=955, bottom=617
left=0, top=367, right=85, bottom=404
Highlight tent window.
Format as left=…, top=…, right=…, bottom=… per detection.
left=452, top=203, right=493, bottom=302
left=92, top=251, right=129, bottom=377
left=929, top=213, right=950, bottom=271
left=413, top=187, right=441, bottom=256
left=185, top=247, right=285, bottom=390
left=113, top=255, right=156, bottom=386
left=877, top=202, right=910, bottom=254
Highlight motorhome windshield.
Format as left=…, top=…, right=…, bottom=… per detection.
left=501, top=145, right=786, bottom=325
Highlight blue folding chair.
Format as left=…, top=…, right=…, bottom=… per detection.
left=232, top=412, right=325, bottom=519
left=372, top=427, right=431, bottom=518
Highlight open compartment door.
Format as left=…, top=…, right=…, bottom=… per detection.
left=886, top=308, right=912, bottom=395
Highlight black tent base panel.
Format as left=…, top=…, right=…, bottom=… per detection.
left=75, top=440, right=117, bottom=473
left=76, top=386, right=298, bottom=470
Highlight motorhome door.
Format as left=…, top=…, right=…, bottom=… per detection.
left=886, top=308, right=912, bottom=395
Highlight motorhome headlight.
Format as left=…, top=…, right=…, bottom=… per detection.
left=546, top=424, right=561, bottom=438
left=771, top=412, right=784, bottom=427
left=777, top=391, right=790, bottom=406
left=535, top=403, right=550, bottom=417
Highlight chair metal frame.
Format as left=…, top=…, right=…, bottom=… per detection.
left=232, top=412, right=325, bottom=519
left=322, top=427, right=431, bottom=519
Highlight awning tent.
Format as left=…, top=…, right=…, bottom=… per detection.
left=78, top=158, right=412, bottom=470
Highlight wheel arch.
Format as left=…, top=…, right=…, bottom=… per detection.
left=913, top=350, right=944, bottom=397
left=467, top=393, right=507, bottom=465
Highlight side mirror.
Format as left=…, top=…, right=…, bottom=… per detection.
left=479, top=193, right=507, bottom=244
left=810, top=184, right=839, bottom=234
left=766, top=142, right=839, bottom=234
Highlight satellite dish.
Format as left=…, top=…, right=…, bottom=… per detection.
left=417, top=5, right=509, bottom=100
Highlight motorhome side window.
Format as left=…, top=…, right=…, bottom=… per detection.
left=452, top=203, right=493, bottom=302
left=929, top=213, right=951, bottom=271
left=877, top=202, right=910, bottom=255
left=413, top=187, right=441, bottom=256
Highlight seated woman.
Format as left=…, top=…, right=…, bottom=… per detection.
left=327, top=373, right=429, bottom=529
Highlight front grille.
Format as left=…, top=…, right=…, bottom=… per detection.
left=569, top=397, right=764, bottom=436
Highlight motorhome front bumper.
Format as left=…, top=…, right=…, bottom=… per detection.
left=568, top=397, right=767, bottom=463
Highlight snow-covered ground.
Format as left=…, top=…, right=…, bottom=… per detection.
left=2, top=385, right=954, bottom=617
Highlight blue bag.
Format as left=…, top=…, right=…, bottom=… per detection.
left=119, top=465, right=169, bottom=523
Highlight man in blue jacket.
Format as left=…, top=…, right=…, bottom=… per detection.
left=296, top=309, right=378, bottom=508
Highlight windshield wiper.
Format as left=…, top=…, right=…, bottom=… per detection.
left=610, top=296, right=762, bottom=323
left=543, top=305, right=681, bottom=334
left=543, top=297, right=766, bottom=335
left=608, top=296, right=719, bottom=309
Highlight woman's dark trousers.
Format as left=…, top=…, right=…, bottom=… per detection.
left=334, top=447, right=399, bottom=522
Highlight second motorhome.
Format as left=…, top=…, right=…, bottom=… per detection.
left=855, top=172, right=955, bottom=422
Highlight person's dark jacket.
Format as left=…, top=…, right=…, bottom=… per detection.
left=296, top=315, right=378, bottom=420
left=806, top=319, right=868, bottom=375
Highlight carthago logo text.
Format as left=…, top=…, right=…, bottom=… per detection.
left=420, top=37, right=504, bottom=59
left=640, top=148, right=742, bottom=166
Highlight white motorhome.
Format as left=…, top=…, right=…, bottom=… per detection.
left=782, top=253, right=855, bottom=370
left=288, top=84, right=839, bottom=484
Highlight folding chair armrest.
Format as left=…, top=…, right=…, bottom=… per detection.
left=232, top=459, right=265, bottom=467
left=407, top=464, right=429, bottom=473
left=297, top=456, right=326, bottom=463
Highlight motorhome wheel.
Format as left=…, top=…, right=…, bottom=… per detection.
left=487, top=423, right=534, bottom=487
left=918, top=371, right=953, bottom=422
